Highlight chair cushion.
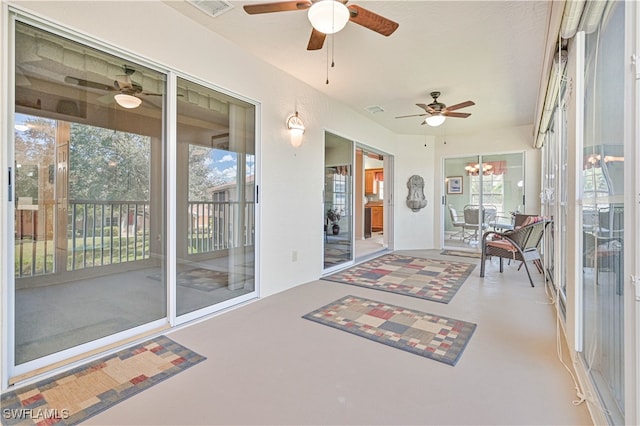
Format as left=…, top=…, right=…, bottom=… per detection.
left=486, top=239, right=517, bottom=252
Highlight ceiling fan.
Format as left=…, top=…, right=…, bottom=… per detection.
left=395, top=92, right=475, bottom=127
left=243, top=0, right=399, bottom=51
left=64, top=65, right=161, bottom=108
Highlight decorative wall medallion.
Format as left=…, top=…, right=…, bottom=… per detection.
left=406, top=175, right=427, bottom=211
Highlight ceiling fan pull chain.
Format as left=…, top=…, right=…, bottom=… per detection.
left=324, top=37, right=329, bottom=84
left=326, top=41, right=329, bottom=84
left=331, top=32, right=335, bottom=68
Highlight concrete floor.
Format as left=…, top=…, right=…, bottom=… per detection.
left=85, top=249, right=593, bottom=426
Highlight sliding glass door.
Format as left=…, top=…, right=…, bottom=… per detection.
left=580, top=3, right=625, bottom=422
left=443, top=153, right=524, bottom=249
left=9, top=17, right=258, bottom=379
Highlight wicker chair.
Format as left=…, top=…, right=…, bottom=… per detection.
left=479, top=219, right=551, bottom=287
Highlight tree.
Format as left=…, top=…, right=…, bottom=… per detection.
left=14, top=116, right=56, bottom=203
left=69, top=124, right=150, bottom=201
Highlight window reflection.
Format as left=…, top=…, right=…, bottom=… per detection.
left=176, top=77, right=256, bottom=316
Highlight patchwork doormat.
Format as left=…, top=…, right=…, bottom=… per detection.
left=440, top=250, right=482, bottom=259
left=303, top=295, right=477, bottom=366
left=1, top=336, right=205, bottom=426
left=322, top=253, right=476, bottom=303
left=148, top=268, right=243, bottom=292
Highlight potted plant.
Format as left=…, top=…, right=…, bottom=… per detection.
left=326, top=208, right=342, bottom=235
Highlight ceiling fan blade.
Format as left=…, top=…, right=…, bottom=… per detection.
left=96, top=93, right=115, bottom=104
left=243, top=1, right=311, bottom=14
left=416, top=103, right=436, bottom=114
left=307, top=28, right=326, bottom=50
left=395, top=113, right=428, bottom=119
left=445, top=100, right=475, bottom=112
left=65, top=76, right=114, bottom=92
left=443, top=111, right=471, bottom=118
left=347, top=4, right=399, bottom=36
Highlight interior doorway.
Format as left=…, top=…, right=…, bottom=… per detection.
left=355, top=146, right=392, bottom=260
left=322, top=136, right=393, bottom=273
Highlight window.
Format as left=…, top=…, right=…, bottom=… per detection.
left=470, top=173, right=504, bottom=213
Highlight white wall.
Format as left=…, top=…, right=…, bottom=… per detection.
left=393, top=135, right=436, bottom=250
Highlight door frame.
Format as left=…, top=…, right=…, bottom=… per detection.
left=441, top=151, right=526, bottom=250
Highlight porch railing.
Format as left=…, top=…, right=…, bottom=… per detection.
left=15, top=199, right=255, bottom=277
left=187, top=201, right=255, bottom=254
left=68, top=200, right=150, bottom=271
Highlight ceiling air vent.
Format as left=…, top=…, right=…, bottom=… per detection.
left=187, top=0, right=234, bottom=18
left=365, top=105, right=385, bottom=114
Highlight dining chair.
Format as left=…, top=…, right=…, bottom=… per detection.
left=448, top=205, right=466, bottom=240
left=463, top=205, right=482, bottom=242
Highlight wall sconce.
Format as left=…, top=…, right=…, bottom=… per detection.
left=286, top=112, right=305, bottom=147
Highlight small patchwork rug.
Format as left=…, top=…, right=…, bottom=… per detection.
left=322, top=253, right=475, bottom=304
left=303, top=295, right=477, bottom=366
left=440, top=250, right=482, bottom=259
left=1, top=336, right=205, bottom=426
left=148, top=268, right=241, bottom=292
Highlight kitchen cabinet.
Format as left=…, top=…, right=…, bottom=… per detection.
left=371, top=206, right=383, bottom=231
left=364, top=168, right=383, bottom=195
left=365, top=170, right=375, bottom=194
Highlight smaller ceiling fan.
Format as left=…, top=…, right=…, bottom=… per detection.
left=395, top=91, right=475, bottom=127
left=243, top=0, right=399, bottom=51
left=64, top=65, right=161, bottom=109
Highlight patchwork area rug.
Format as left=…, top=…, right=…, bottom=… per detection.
left=148, top=268, right=241, bottom=292
left=303, top=295, right=477, bottom=366
left=1, top=336, right=205, bottom=426
left=322, top=253, right=476, bottom=303
left=440, top=250, right=482, bottom=259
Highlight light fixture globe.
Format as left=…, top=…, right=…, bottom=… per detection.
left=114, top=93, right=142, bottom=109
left=286, top=112, right=305, bottom=147
left=425, top=114, right=446, bottom=127
left=308, top=0, right=350, bottom=34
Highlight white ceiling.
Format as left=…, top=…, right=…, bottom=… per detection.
left=167, top=0, right=552, bottom=138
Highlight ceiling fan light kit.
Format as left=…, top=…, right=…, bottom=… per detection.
left=308, top=0, right=350, bottom=34
left=114, top=93, right=142, bottom=109
left=243, top=1, right=398, bottom=52
left=65, top=65, right=162, bottom=109
left=425, top=114, right=446, bottom=127
left=395, top=91, right=475, bottom=127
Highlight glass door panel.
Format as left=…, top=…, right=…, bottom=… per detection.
left=324, top=132, right=353, bottom=270
left=176, top=78, right=256, bottom=317
left=13, top=22, right=166, bottom=366
left=581, top=3, right=625, bottom=422
left=444, top=156, right=478, bottom=247
left=482, top=153, right=525, bottom=225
